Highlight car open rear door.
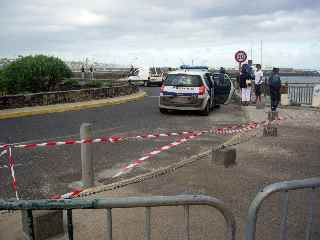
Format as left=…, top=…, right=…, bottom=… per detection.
left=214, top=74, right=235, bottom=104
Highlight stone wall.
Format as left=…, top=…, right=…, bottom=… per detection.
left=0, top=84, right=138, bottom=110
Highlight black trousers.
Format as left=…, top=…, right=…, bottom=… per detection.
left=270, top=86, right=280, bottom=111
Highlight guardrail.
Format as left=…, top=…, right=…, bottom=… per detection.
left=288, top=84, right=314, bottom=105
left=0, top=195, right=236, bottom=240
left=245, top=177, right=320, bottom=240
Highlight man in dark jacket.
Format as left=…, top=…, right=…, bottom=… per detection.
left=239, top=63, right=254, bottom=105
left=269, top=68, right=281, bottom=111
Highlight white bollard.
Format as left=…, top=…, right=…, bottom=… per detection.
left=80, top=123, right=94, bottom=188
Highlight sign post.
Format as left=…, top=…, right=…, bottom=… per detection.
left=235, top=50, right=247, bottom=72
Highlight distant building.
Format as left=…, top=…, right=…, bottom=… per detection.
left=64, top=60, right=129, bottom=72
left=0, top=58, right=16, bottom=69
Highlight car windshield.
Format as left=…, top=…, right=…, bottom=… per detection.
left=164, top=74, right=202, bottom=87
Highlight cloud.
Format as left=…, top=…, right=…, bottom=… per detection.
left=0, top=0, right=319, bottom=68
left=57, top=9, right=109, bottom=27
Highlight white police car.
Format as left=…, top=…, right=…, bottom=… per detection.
left=159, top=66, right=234, bottom=115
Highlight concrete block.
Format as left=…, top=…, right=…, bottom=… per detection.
left=22, top=210, right=64, bottom=240
left=281, top=94, right=289, bottom=106
left=312, top=85, right=320, bottom=108
left=312, top=96, right=320, bottom=108
left=263, top=124, right=278, bottom=137
left=268, top=111, right=278, bottom=121
left=212, top=147, right=236, bottom=168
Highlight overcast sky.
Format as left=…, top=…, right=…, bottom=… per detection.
left=1, top=0, right=320, bottom=69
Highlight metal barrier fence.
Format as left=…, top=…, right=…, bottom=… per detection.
left=245, top=177, right=320, bottom=240
left=0, top=195, right=236, bottom=240
left=288, top=84, right=314, bottom=105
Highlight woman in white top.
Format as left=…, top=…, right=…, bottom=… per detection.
left=254, top=64, right=263, bottom=104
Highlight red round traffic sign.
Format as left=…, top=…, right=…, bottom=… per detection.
left=235, top=50, right=247, bottom=63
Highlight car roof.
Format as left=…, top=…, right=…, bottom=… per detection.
left=168, top=70, right=208, bottom=76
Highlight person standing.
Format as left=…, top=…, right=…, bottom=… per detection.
left=81, top=65, right=85, bottom=80
left=219, top=67, right=226, bottom=82
left=239, top=63, right=253, bottom=105
left=248, top=60, right=255, bottom=102
left=254, top=64, right=263, bottom=104
left=89, top=65, right=94, bottom=80
left=269, top=68, right=281, bottom=111
left=129, top=65, right=135, bottom=76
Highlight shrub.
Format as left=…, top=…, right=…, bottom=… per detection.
left=60, top=79, right=81, bottom=90
left=0, top=69, right=7, bottom=95
left=1, top=55, right=72, bottom=94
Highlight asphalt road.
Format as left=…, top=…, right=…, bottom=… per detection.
left=0, top=87, right=246, bottom=199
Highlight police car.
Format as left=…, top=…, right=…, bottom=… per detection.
left=159, top=66, right=234, bottom=115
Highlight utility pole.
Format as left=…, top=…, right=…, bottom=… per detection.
left=260, top=40, right=263, bottom=67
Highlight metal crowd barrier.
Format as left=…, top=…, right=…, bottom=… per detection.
left=245, top=177, right=320, bottom=240
left=0, top=195, right=236, bottom=240
left=288, top=84, right=314, bottom=105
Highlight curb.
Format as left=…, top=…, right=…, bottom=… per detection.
left=0, top=91, right=146, bottom=120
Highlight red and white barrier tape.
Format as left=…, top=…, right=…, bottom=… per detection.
left=126, top=131, right=195, bottom=140
left=0, top=133, right=198, bottom=150
left=0, top=122, right=266, bottom=150
left=113, top=131, right=204, bottom=178
left=50, top=120, right=265, bottom=199
left=0, top=150, right=7, bottom=158
left=109, top=117, right=284, bottom=181
left=7, top=147, right=19, bottom=200
left=49, top=133, right=204, bottom=199
left=2, top=136, right=123, bottom=150
left=213, top=122, right=258, bottom=135
left=110, top=117, right=284, bottom=178
left=112, top=121, right=274, bottom=178
left=50, top=189, right=82, bottom=200
left=3, top=117, right=284, bottom=200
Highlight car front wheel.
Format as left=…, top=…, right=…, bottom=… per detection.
left=159, top=108, right=168, bottom=114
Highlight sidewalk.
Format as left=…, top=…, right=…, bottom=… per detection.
left=0, top=91, right=146, bottom=120
left=1, top=105, right=319, bottom=240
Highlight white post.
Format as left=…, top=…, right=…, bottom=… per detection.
left=80, top=123, right=94, bottom=188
